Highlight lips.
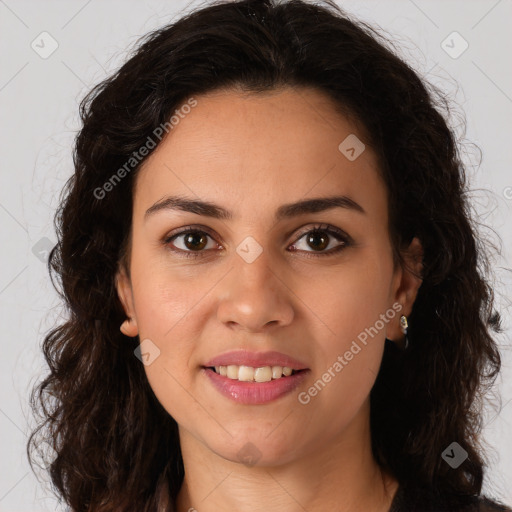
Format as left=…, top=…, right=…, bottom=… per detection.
left=203, top=367, right=310, bottom=404
left=203, top=349, right=308, bottom=370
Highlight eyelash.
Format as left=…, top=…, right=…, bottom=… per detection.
left=163, top=223, right=352, bottom=260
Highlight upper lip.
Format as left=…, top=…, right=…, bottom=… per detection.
left=203, top=350, right=309, bottom=370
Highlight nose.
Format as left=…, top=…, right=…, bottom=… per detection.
left=215, top=249, right=294, bottom=333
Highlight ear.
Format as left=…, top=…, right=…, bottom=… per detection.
left=115, top=267, right=139, bottom=337
left=386, top=236, right=424, bottom=343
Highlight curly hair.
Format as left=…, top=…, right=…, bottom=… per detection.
left=28, top=0, right=505, bottom=510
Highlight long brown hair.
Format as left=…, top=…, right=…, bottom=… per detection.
left=28, top=0, right=505, bottom=510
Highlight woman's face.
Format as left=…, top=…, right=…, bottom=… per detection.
left=116, top=86, right=422, bottom=466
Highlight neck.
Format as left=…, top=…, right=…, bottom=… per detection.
left=174, top=399, right=399, bottom=512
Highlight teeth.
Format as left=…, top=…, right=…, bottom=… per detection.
left=227, top=365, right=239, bottom=379
left=212, top=364, right=297, bottom=382
left=254, top=366, right=272, bottom=382
left=271, top=366, right=283, bottom=379
left=238, top=365, right=254, bottom=381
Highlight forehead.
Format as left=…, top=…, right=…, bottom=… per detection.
left=133, top=87, right=387, bottom=224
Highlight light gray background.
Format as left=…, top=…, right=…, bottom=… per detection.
left=1, top=0, right=511, bottom=510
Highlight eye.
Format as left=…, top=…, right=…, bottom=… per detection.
left=164, top=226, right=220, bottom=259
left=289, top=223, right=352, bottom=258
left=163, top=223, right=352, bottom=259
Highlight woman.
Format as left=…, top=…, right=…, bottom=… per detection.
left=28, top=0, right=511, bottom=510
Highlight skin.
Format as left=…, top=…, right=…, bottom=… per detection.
left=116, top=86, right=423, bottom=512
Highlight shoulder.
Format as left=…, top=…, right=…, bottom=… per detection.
left=389, top=483, right=512, bottom=512
left=471, top=496, right=512, bottom=512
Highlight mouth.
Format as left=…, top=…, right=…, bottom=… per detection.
left=201, top=350, right=310, bottom=404
left=203, top=364, right=306, bottom=382
left=201, top=365, right=310, bottom=405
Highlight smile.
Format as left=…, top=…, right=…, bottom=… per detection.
left=209, top=364, right=299, bottom=382
left=202, top=366, right=310, bottom=405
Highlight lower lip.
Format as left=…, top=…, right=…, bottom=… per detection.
left=202, top=367, right=310, bottom=405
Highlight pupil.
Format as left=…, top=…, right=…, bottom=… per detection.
left=308, top=232, right=328, bottom=251
left=185, top=232, right=207, bottom=251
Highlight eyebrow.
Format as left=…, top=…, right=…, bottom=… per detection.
left=144, top=194, right=366, bottom=222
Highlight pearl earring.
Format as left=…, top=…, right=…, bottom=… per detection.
left=399, top=315, right=409, bottom=350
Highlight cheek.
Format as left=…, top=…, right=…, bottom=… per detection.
left=295, top=309, right=386, bottom=445
left=294, top=253, right=393, bottom=352
left=139, top=319, right=204, bottom=431
left=132, top=260, right=208, bottom=342
left=292, top=255, right=392, bottom=417
left=131, top=264, right=238, bottom=433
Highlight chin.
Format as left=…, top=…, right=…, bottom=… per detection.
left=208, top=431, right=303, bottom=468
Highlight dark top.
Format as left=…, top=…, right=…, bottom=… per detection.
left=388, top=482, right=512, bottom=512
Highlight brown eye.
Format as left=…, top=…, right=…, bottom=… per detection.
left=305, top=231, right=330, bottom=251
left=182, top=232, right=209, bottom=251
left=289, top=224, right=352, bottom=258
left=163, top=224, right=352, bottom=260
left=164, top=227, right=219, bottom=258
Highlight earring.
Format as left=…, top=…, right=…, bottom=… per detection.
left=399, top=315, right=409, bottom=350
